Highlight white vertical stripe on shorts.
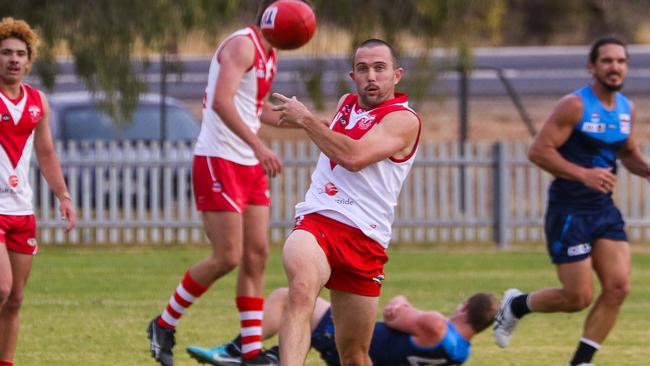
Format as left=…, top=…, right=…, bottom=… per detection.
left=222, top=192, right=242, bottom=213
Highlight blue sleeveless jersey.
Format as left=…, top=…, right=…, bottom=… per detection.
left=548, top=84, right=632, bottom=212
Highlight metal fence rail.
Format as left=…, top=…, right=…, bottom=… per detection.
left=33, top=141, right=650, bottom=246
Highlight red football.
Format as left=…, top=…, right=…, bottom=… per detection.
left=260, top=0, right=316, bottom=50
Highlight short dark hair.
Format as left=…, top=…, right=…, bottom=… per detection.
left=353, top=38, right=399, bottom=68
left=466, top=293, right=499, bottom=333
left=589, top=36, right=628, bottom=64
left=255, top=0, right=313, bottom=27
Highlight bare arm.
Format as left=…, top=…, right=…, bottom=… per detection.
left=212, top=36, right=282, bottom=176
left=382, top=295, right=447, bottom=347
left=34, top=92, right=76, bottom=232
left=618, top=108, right=650, bottom=178
left=528, top=94, right=616, bottom=193
left=272, top=93, right=420, bottom=172
left=260, top=96, right=330, bottom=129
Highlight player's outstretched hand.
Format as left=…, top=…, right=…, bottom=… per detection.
left=383, top=295, right=409, bottom=322
left=582, top=167, right=616, bottom=193
left=272, top=93, right=313, bottom=128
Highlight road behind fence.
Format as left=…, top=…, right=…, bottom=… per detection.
left=33, top=140, right=650, bottom=246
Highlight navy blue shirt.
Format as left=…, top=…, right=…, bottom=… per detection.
left=368, top=321, right=470, bottom=366
left=311, top=309, right=471, bottom=366
left=548, top=84, right=632, bottom=212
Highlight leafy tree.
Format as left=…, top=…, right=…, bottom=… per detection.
left=1, top=0, right=643, bottom=117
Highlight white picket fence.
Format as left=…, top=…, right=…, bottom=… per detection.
left=33, top=140, right=650, bottom=246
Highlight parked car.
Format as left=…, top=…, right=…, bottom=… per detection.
left=39, top=92, right=201, bottom=211
left=48, top=91, right=200, bottom=142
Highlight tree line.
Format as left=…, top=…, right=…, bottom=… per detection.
left=2, top=0, right=644, bottom=116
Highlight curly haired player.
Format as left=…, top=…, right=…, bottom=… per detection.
left=0, top=17, right=76, bottom=366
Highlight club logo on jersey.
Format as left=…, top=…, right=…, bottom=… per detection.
left=620, top=113, right=630, bottom=122
left=590, top=113, right=600, bottom=123
left=620, top=121, right=631, bottom=134
left=260, top=6, right=278, bottom=29
left=324, top=182, right=338, bottom=196
left=1, top=114, right=9, bottom=122
left=211, top=181, right=222, bottom=192
left=27, top=238, right=37, bottom=247
left=295, top=215, right=305, bottom=226
left=582, top=122, right=605, bottom=133
left=620, top=113, right=631, bottom=134
left=28, top=105, right=42, bottom=122
left=8, top=175, right=19, bottom=188
left=357, top=114, right=376, bottom=130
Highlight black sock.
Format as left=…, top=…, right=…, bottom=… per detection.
left=569, top=338, right=599, bottom=365
left=228, top=335, right=242, bottom=354
left=510, top=293, right=531, bottom=319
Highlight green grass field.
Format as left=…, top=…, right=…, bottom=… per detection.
left=15, top=244, right=650, bottom=366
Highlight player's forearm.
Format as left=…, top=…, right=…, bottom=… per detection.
left=383, top=305, right=420, bottom=333
left=303, top=118, right=362, bottom=171
left=529, top=147, right=588, bottom=182
left=37, top=152, right=70, bottom=200
left=214, top=100, right=266, bottom=151
left=620, top=151, right=650, bottom=178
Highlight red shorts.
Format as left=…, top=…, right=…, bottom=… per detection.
left=193, top=156, right=270, bottom=212
left=294, top=213, right=388, bottom=297
left=0, top=214, right=38, bottom=255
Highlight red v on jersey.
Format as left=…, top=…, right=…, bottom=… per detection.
left=328, top=93, right=411, bottom=170
left=0, top=84, right=43, bottom=168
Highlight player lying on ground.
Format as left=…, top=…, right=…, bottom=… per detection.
left=187, top=287, right=498, bottom=366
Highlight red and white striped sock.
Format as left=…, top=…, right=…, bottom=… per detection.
left=236, top=296, right=264, bottom=360
left=0, top=360, right=13, bottom=366
left=157, top=271, right=208, bottom=329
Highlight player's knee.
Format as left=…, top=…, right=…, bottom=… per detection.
left=602, top=282, right=630, bottom=306
left=1, top=291, right=24, bottom=313
left=287, top=284, right=315, bottom=309
left=565, top=291, right=592, bottom=311
left=208, top=249, right=241, bottom=272
left=241, top=245, right=269, bottom=270
left=0, top=283, right=11, bottom=307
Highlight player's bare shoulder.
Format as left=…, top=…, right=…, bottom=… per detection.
left=549, top=93, right=584, bottom=127
left=218, top=34, right=256, bottom=67
left=382, top=109, right=420, bottom=137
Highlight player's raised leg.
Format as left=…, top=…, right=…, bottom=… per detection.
left=279, top=230, right=331, bottom=366
left=494, top=258, right=594, bottom=348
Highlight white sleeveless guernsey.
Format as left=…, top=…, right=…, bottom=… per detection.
left=295, top=93, right=421, bottom=248
left=0, top=83, right=44, bottom=215
left=194, top=26, right=277, bottom=165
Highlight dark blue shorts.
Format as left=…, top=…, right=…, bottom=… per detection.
left=545, top=206, right=627, bottom=264
left=310, top=309, right=341, bottom=366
